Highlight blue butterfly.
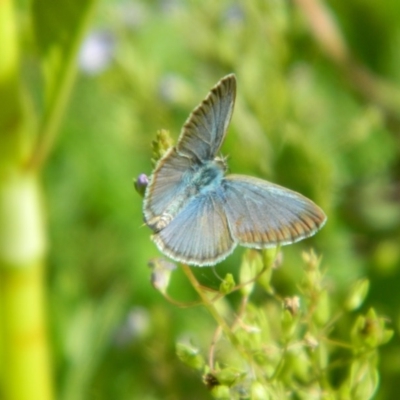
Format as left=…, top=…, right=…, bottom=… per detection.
left=144, top=74, right=326, bottom=266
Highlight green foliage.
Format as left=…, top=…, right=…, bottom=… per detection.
left=219, top=273, right=236, bottom=295
left=176, top=342, right=205, bottom=371
left=32, top=0, right=96, bottom=104
left=1, top=0, right=400, bottom=399
left=1, top=0, right=98, bottom=398
left=169, top=250, right=392, bottom=400
left=151, top=129, right=174, bottom=167
left=30, top=0, right=98, bottom=169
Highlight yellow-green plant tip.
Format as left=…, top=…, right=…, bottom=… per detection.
left=381, top=329, right=394, bottom=345
left=239, top=249, right=262, bottom=296
left=251, top=381, right=269, bottom=400
left=281, top=309, right=298, bottom=340
left=261, top=246, right=279, bottom=267
left=151, top=129, right=173, bottom=166
left=351, top=308, right=393, bottom=349
left=302, top=249, right=320, bottom=271
left=214, top=367, right=244, bottom=386
left=366, top=307, right=377, bottom=320
left=219, top=273, right=235, bottom=294
left=210, top=384, right=230, bottom=399
left=176, top=343, right=205, bottom=371
left=345, top=278, right=370, bottom=311
left=349, top=362, right=379, bottom=400
left=289, top=349, right=311, bottom=383
left=258, top=249, right=279, bottom=293
left=313, top=289, right=330, bottom=326
left=257, top=266, right=274, bottom=294
left=351, top=314, right=367, bottom=348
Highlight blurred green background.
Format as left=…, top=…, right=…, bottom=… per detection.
left=1, top=0, right=400, bottom=399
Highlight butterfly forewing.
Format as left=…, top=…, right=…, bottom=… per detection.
left=143, top=148, right=193, bottom=223
left=223, top=175, right=327, bottom=247
left=152, top=190, right=235, bottom=266
left=144, top=75, right=236, bottom=228
left=176, top=74, right=236, bottom=161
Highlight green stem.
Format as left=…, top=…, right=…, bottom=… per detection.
left=0, top=171, right=51, bottom=399
left=0, top=261, right=53, bottom=400
left=0, top=0, right=24, bottom=171
left=181, top=264, right=250, bottom=365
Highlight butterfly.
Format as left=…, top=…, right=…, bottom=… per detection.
left=143, top=74, right=327, bottom=266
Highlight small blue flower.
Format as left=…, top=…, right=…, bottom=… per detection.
left=78, top=30, right=115, bottom=75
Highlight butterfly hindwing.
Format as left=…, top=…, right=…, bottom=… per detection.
left=223, top=175, right=326, bottom=247
left=152, top=189, right=235, bottom=266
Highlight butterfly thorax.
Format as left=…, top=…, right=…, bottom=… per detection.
left=188, top=159, right=225, bottom=195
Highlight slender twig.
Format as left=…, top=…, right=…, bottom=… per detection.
left=159, top=291, right=204, bottom=308
left=180, top=260, right=281, bottom=387
left=208, top=325, right=223, bottom=371
left=181, top=264, right=242, bottom=350
left=230, top=295, right=249, bottom=332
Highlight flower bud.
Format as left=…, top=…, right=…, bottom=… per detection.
left=134, top=173, right=149, bottom=197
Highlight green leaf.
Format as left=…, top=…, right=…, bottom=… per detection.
left=0, top=0, right=25, bottom=170
left=313, top=289, right=330, bottom=326
left=345, top=279, right=370, bottom=311
left=32, top=0, right=96, bottom=104
left=214, top=367, right=245, bottom=386
left=239, top=249, right=263, bottom=296
left=219, top=273, right=236, bottom=294
left=30, top=0, right=97, bottom=168
left=351, top=308, right=394, bottom=349
left=210, top=385, right=230, bottom=399
left=176, top=343, right=205, bottom=371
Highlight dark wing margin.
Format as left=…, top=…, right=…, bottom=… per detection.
left=223, top=175, right=327, bottom=248
left=176, top=74, right=236, bottom=162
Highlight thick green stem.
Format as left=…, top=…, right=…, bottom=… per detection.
left=0, top=262, right=52, bottom=400
left=0, top=0, right=52, bottom=398
left=0, top=173, right=51, bottom=400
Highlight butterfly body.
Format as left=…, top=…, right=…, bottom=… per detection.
left=143, top=74, right=327, bottom=266
left=146, top=157, right=225, bottom=232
